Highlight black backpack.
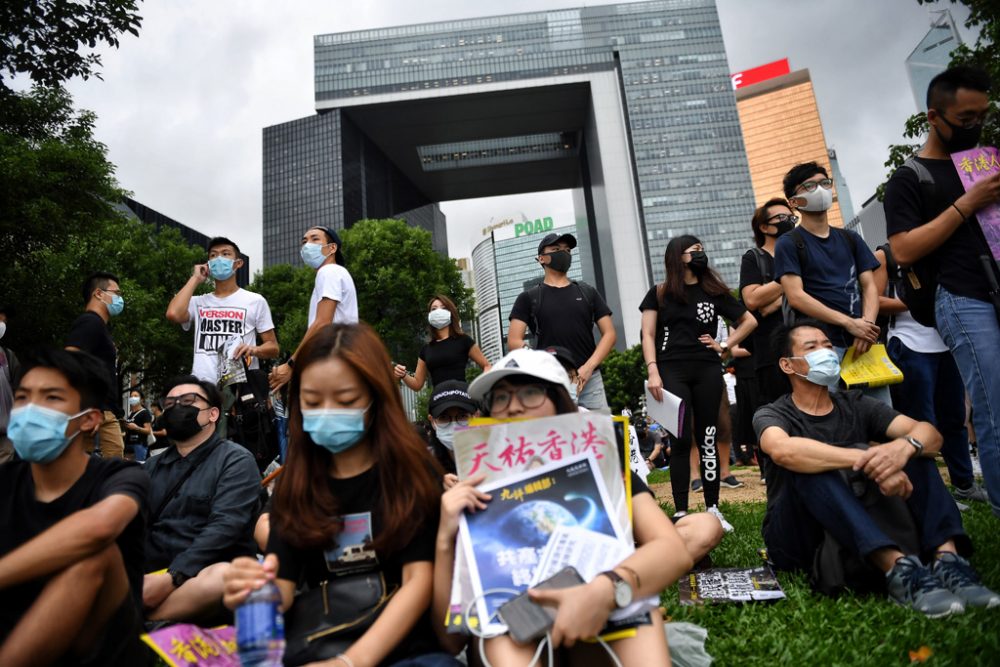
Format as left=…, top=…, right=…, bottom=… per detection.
left=875, top=242, right=899, bottom=342
left=889, top=157, right=939, bottom=327
left=226, top=368, right=279, bottom=474
left=781, top=227, right=860, bottom=326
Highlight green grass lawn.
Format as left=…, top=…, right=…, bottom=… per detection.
left=657, top=499, right=1000, bottom=666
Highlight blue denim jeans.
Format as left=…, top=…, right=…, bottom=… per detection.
left=764, top=457, right=969, bottom=572
left=935, top=285, right=1000, bottom=516
left=577, top=368, right=609, bottom=411
left=886, top=336, right=974, bottom=488
left=833, top=346, right=893, bottom=406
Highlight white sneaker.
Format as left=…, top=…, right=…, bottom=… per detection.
left=708, top=506, right=733, bottom=533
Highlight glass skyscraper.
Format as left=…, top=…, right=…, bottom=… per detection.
left=905, top=11, right=962, bottom=113
left=264, top=0, right=755, bottom=345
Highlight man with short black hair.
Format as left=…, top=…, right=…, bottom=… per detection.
left=508, top=232, right=617, bottom=410
left=66, top=272, right=126, bottom=458
left=142, top=374, right=261, bottom=622
left=166, top=237, right=279, bottom=385
left=886, top=65, right=1000, bottom=517
left=754, top=320, right=997, bottom=617
left=0, top=348, right=149, bottom=665
left=269, top=226, right=358, bottom=390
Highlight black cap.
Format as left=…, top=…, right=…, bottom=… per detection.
left=429, top=380, right=477, bottom=418
left=536, top=232, right=577, bottom=256
left=542, top=345, right=579, bottom=371
left=312, top=226, right=346, bottom=265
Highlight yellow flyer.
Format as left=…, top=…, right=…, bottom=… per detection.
left=840, top=344, right=904, bottom=388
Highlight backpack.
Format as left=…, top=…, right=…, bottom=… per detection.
left=225, top=368, right=279, bottom=474
left=875, top=242, right=899, bottom=342
left=889, top=157, right=939, bottom=327
left=781, top=227, right=860, bottom=326
left=525, top=280, right=598, bottom=341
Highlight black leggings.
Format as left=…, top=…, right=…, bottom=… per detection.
left=661, top=360, right=724, bottom=512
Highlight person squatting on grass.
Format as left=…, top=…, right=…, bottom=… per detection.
left=754, top=319, right=999, bottom=618
left=431, top=348, right=724, bottom=666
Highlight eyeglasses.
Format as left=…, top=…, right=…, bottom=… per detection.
left=486, top=385, right=549, bottom=412
left=796, top=178, right=833, bottom=193
left=162, top=392, right=210, bottom=409
left=767, top=213, right=799, bottom=224
left=939, top=110, right=993, bottom=130
left=434, top=414, right=471, bottom=426
left=101, top=287, right=122, bottom=295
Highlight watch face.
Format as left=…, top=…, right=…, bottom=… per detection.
left=614, top=581, right=633, bottom=607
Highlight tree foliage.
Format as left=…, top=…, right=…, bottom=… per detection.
left=1, top=86, right=207, bottom=399
left=881, top=0, right=999, bottom=198
left=340, top=218, right=475, bottom=365
left=0, top=0, right=142, bottom=93
left=248, top=263, right=315, bottom=359
left=600, top=344, right=645, bottom=414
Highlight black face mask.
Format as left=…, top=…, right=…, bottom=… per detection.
left=543, top=250, right=572, bottom=273
left=687, top=250, right=709, bottom=272
left=934, top=112, right=983, bottom=153
left=765, top=219, right=795, bottom=237
left=162, top=405, right=208, bottom=441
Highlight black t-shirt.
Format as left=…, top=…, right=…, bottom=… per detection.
left=65, top=312, right=119, bottom=413
left=753, top=391, right=898, bottom=526
left=0, top=458, right=149, bottom=630
left=419, top=334, right=475, bottom=387
left=636, top=432, right=661, bottom=458
left=738, top=248, right=783, bottom=369
left=638, top=284, right=746, bottom=364
left=509, top=282, right=613, bottom=369
left=884, top=156, right=993, bottom=302
left=124, top=407, right=152, bottom=447
left=267, top=465, right=439, bottom=663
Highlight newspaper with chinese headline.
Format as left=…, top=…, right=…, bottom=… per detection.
left=952, top=146, right=1000, bottom=262
left=446, top=412, right=632, bottom=634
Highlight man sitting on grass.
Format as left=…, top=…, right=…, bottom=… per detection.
left=754, top=319, right=998, bottom=617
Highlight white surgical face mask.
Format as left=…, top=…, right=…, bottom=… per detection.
left=428, top=308, right=452, bottom=329
left=434, top=422, right=457, bottom=450
left=796, top=186, right=833, bottom=213
left=788, top=348, right=841, bottom=388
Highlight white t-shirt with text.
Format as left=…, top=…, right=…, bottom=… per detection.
left=182, top=289, right=275, bottom=383
left=309, top=264, right=359, bottom=327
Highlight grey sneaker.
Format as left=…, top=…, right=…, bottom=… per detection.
left=955, top=498, right=970, bottom=512
left=691, top=479, right=703, bottom=493
left=933, top=552, right=1000, bottom=609
left=707, top=505, right=733, bottom=533
left=720, top=475, right=744, bottom=489
left=886, top=555, right=965, bottom=618
left=953, top=482, right=991, bottom=504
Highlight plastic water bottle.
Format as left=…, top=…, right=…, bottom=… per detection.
left=236, top=563, right=285, bottom=667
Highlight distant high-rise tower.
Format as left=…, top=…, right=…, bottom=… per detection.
left=905, top=10, right=962, bottom=112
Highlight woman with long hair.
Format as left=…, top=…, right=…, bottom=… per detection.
left=431, top=348, right=695, bottom=666
left=222, top=323, right=454, bottom=666
left=394, top=294, right=491, bottom=391
left=640, top=235, right=756, bottom=532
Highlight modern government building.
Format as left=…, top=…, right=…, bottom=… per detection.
left=262, top=0, right=758, bottom=348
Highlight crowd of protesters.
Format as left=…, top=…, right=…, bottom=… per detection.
left=1, top=65, right=999, bottom=667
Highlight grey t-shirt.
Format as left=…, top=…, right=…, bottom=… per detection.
left=753, top=391, right=899, bottom=518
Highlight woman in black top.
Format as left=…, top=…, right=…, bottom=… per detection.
left=640, top=235, right=756, bottom=530
left=122, top=389, right=152, bottom=462
left=222, top=323, right=451, bottom=666
left=394, top=294, right=491, bottom=390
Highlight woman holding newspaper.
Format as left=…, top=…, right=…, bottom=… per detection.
left=221, top=323, right=454, bottom=667
left=640, top=235, right=757, bottom=533
left=432, top=348, right=695, bottom=666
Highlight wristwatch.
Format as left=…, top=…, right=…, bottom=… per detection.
left=286, top=357, right=295, bottom=369
left=168, top=569, right=190, bottom=589
left=905, top=436, right=924, bottom=457
left=719, top=342, right=729, bottom=354
left=599, top=570, right=634, bottom=609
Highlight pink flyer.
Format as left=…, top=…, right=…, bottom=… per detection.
left=951, top=146, right=1000, bottom=262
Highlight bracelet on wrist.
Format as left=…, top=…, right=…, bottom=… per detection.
left=646, top=361, right=657, bottom=367
left=335, top=655, right=356, bottom=667
left=952, top=202, right=966, bottom=221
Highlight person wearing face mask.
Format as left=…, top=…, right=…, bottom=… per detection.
left=426, top=380, right=478, bottom=489
left=142, top=375, right=262, bottom=623
left=394, top=294, right=492, bottom=392
left=223, top=324, right=457, bottom=667
left=774, top=162, right=889, bottom=405
left=886, top=66, right=1000, bottom=518
left=0, top=305, right=19, bottom=463
left=269, top=226, right=359, bottom=392
left=66, top=272, right=127, bottom=459
left=640, top=235, right=757, bottom=533
left=508, top=232, right=617, bottom=410
left=123, top=389, right=153, bottom=463
left=167, top=237, right=279, bottom=387
left=754, top=319, right=998, bottom=617
left=0, top=348, right=149, bottom=666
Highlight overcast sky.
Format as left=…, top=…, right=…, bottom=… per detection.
left=49, top=0, right=974, bottom=272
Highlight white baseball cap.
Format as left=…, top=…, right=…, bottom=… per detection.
left=468, top=348, right=573, bottom=401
